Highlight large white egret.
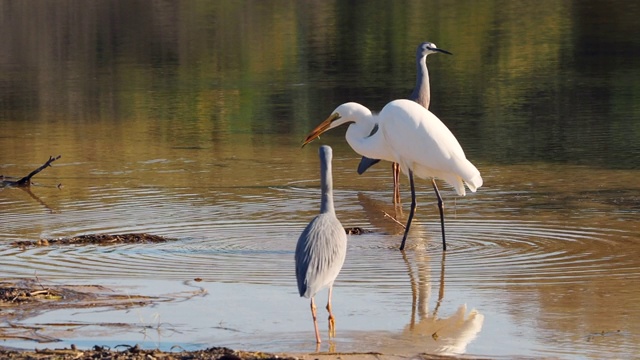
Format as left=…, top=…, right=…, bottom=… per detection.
left=359, top=42, right=452, bottom=204
left=295, top=145, right=348, bottom=344
left=302, top=100, right=482, bottom=251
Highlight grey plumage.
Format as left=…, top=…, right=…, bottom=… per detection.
left=409, top=42, right=452, bottom=108
left=295, top=145, right=347, bottom=343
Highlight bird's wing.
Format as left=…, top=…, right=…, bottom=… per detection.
left=380, top=100, right=481, bottom=195
left=295, top=213, right=348, bottom=298
left=357, top=156, right=381, bottom=174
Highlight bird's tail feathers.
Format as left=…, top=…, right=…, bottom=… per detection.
left=464, top=172, right=483, bottom=193
left=451, top=156, right=483, bottom=194
left=443, top=174, right=467, bottom=197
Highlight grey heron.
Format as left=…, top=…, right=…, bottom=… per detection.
left=295, top=145, right=348, bottom=344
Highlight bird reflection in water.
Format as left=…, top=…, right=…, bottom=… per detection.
left=357, top=192, right=484, bottom=355
left=402, top=250, right=483, bottom=354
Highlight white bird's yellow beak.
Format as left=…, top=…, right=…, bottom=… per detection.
left=301, top=113, right=341, bottom=148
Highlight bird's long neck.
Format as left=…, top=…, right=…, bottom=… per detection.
left=320, top=151, right=335, bottom=215
left=345, top=116, right=393, bottom=163
left=410, top=55, right=430, bottom=109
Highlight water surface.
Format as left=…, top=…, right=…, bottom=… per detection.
left=1, top=1, right=639, bottom=359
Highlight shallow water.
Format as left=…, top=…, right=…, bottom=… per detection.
left=2, top=156, right=639, bottom=358
left=1, top=1, right=640, bottom=358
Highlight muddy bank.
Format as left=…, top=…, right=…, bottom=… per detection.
left=0, top=345, right=297, bottom=360
left=0, top=346, right=471, bottom=360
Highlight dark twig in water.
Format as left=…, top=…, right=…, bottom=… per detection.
left=34, top=272, right=47, bottom=291
left=1, top=155, right=61, bottom=187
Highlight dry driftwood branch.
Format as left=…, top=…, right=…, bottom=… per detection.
left=1, top=155, right=61, bottom=187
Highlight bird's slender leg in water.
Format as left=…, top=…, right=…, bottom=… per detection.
left=310, top=297, right=321, bottom=344
left=400, top=170, right=417, bottom=251
left=431, top=179, right=446, bottom=251
left=326, top=286, right=336, bottom=338
left=392, top=162, right=401, bottom=205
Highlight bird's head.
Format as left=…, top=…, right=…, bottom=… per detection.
left=302, top=103, right=371, bottom=147
left=417, top=42, right=452, bottom=58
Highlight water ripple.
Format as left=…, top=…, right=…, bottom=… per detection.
left=2, top=218, right=637, bottom=293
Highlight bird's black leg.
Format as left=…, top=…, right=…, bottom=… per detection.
left=399, top=170, right=417, bottom=250
left=431, top=179, right=446, bottom=251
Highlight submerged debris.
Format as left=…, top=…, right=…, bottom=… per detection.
left=0, top=278, right=205, bottom=346
left=11, top=233, right=174, bottom=248
left=0, top=286, right=62, bottom=304
left=0, top=279, right=153, bottom=310
left=344, top=227, right=373, bottom=235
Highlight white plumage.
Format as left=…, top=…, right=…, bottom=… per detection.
left=303, top=99, right=482, bottom=250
